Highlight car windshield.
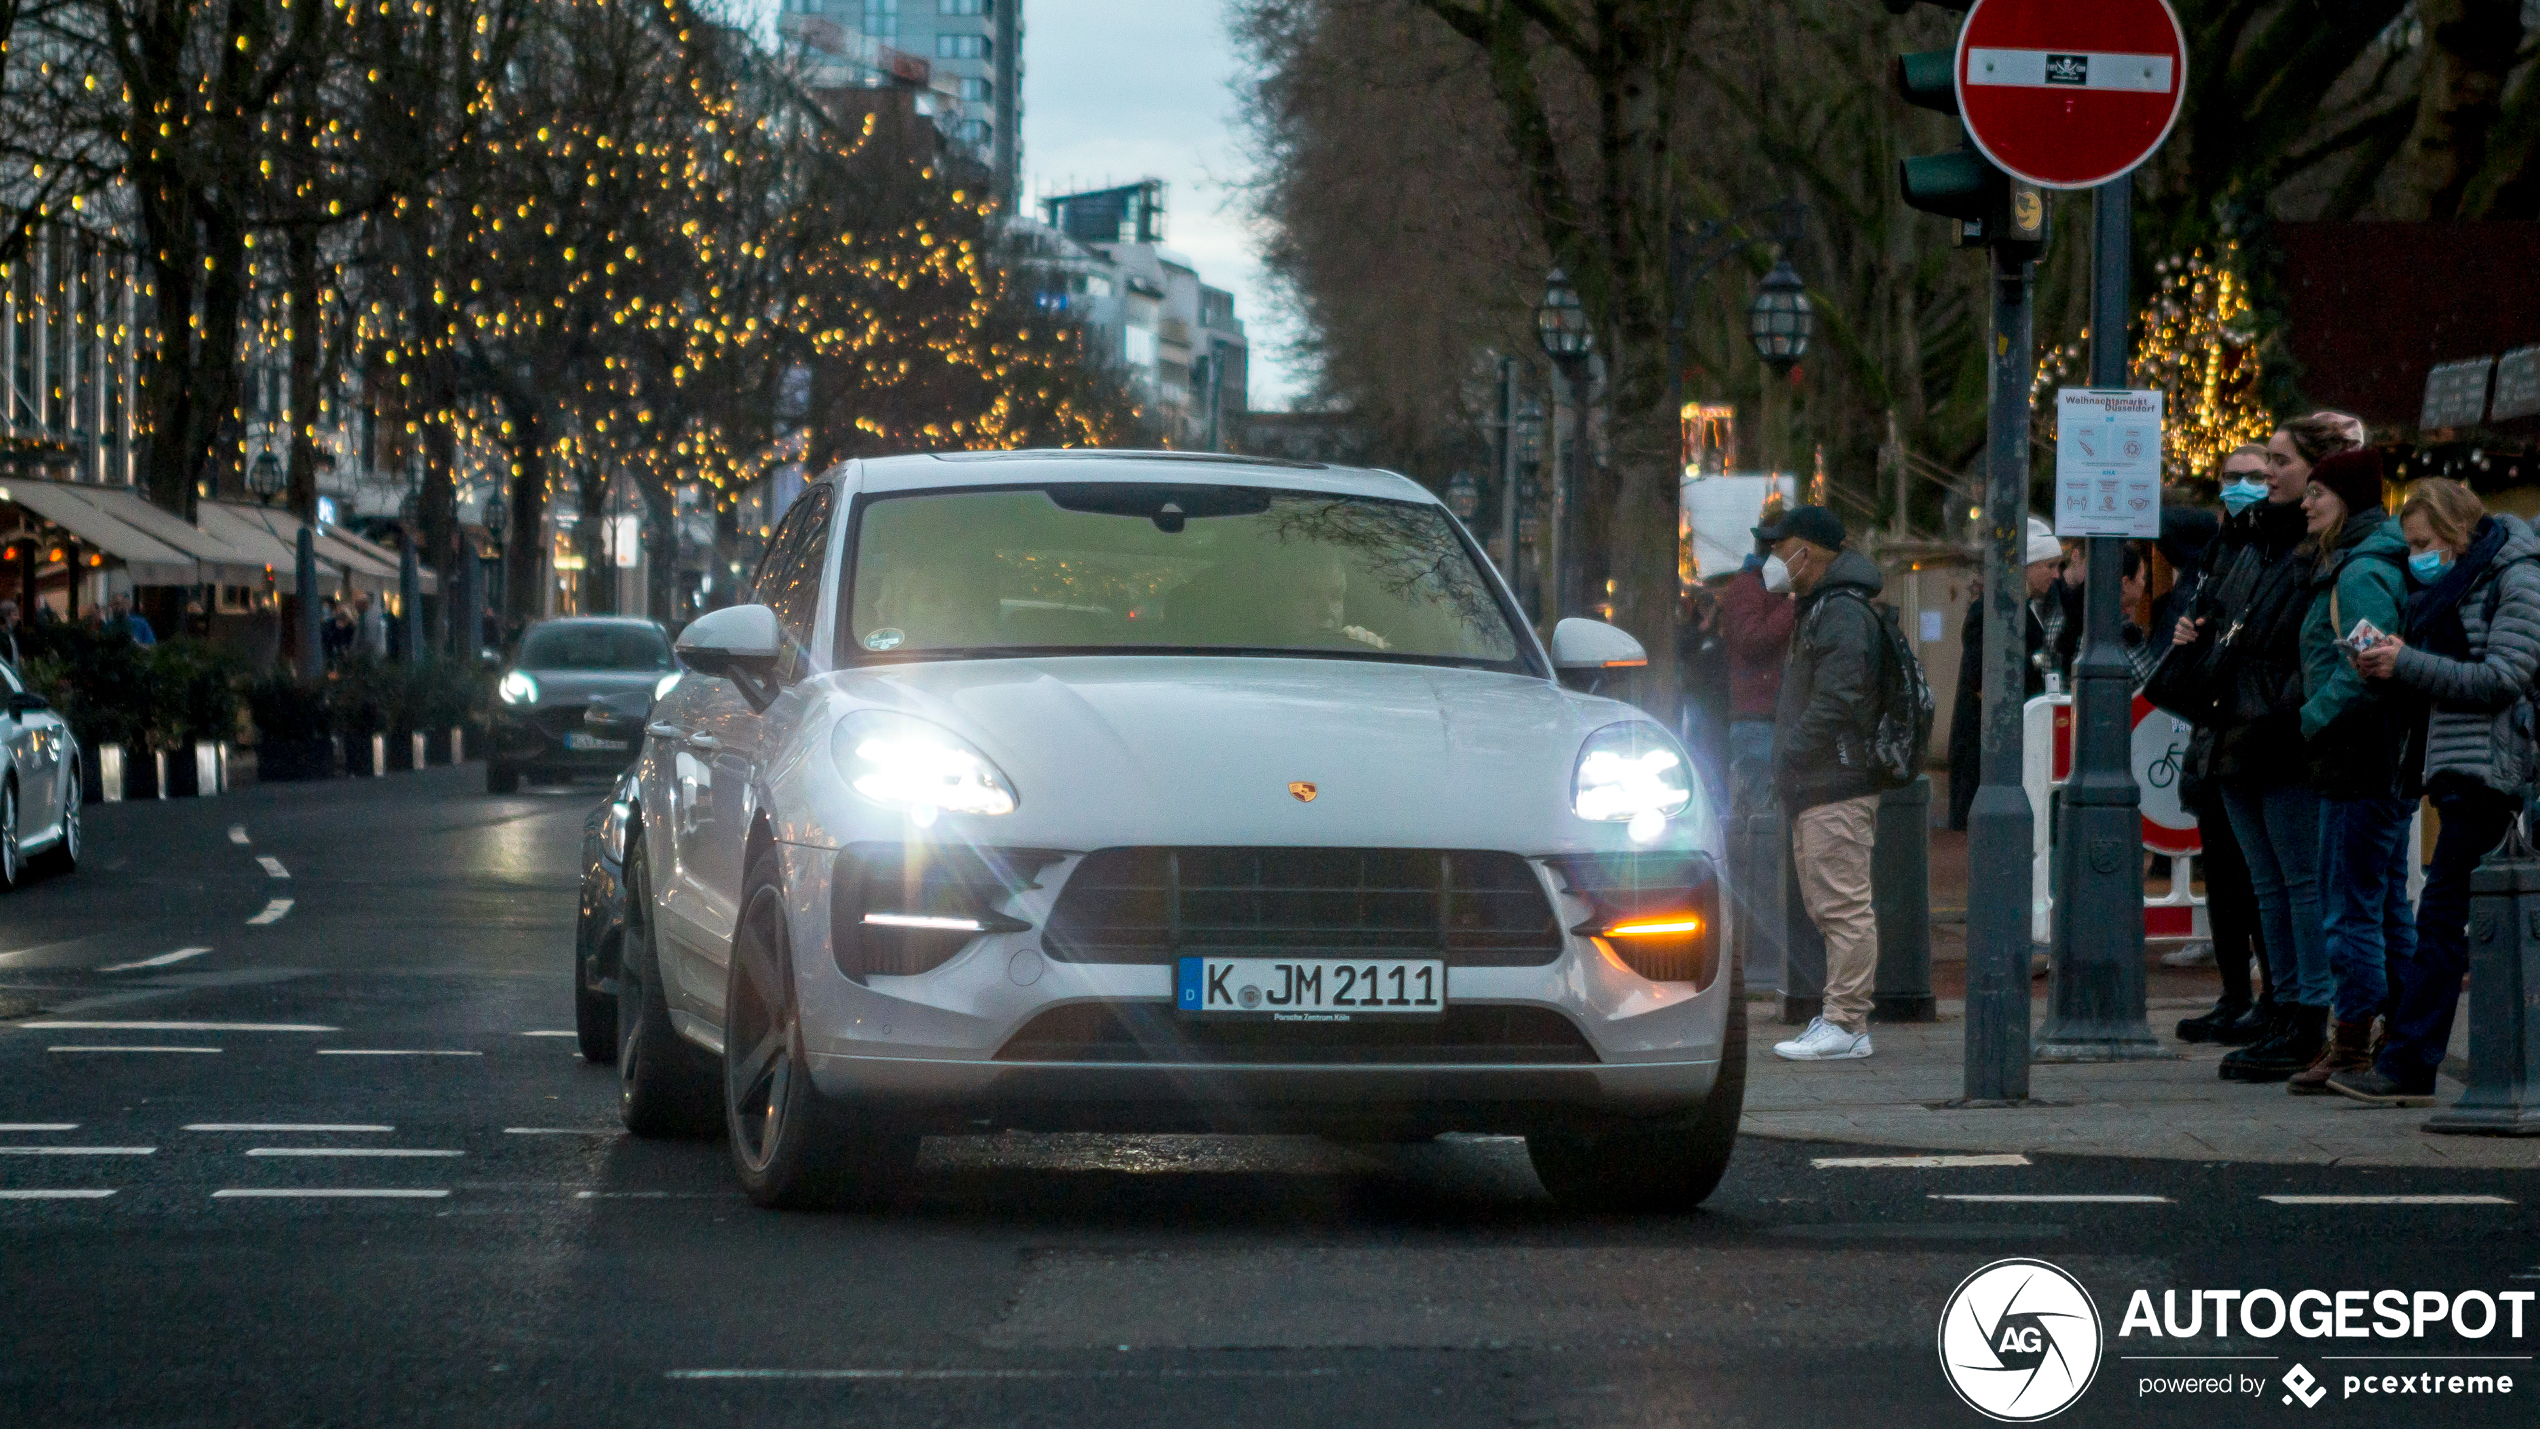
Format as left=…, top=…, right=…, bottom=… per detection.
left=517, top=622, right=674, bottom=672
left=843, top=483, right=1524, bottom=667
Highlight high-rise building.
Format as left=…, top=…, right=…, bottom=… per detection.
left=775, top=0, right=1022, bottom=207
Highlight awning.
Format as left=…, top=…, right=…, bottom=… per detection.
left=0, top=477, right=204, bottom=586
left=57, top=483, right=274, bottom=587
left=200, top=502, right=437, bottom=597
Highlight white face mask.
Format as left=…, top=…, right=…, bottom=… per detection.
left=1761, top=553, right=1794, bottom=595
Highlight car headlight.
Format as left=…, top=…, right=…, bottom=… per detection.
left=832, top=711, right=1017, bottom=826
left=652, top=672, right=680, bottom=701
left=1572, top=721, right=1693, bottom=842
left=499, top=670, right=539, bottom=705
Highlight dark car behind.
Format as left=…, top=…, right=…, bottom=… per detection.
left=487, top=617, right=676, bottom=793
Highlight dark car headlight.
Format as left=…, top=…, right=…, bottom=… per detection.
left=498, top=671, right=539, bottom=705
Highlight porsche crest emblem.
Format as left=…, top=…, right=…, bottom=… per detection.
left=1288, top=781, right=1318, bottom=803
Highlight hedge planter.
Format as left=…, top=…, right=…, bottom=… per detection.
left=258, top=738, right=337, bottom=783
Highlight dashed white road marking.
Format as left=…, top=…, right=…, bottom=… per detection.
left=25, top=1021, right=334, bottom=1032
left=506, top=1127, right=617, bottom=1135
left=1812, top=1154, right=2032, bottom=1169
left=256, top=856, right=289, bottom=880
left=0, top=1146, right=156, bottom=1156
left=519, top=1031, right=578, bottom=1038
left=185, top=1123, right=394, bottom=1133
left=577, top=1191, right=734, bottom=1200
left=50, top=1046, right=222, bottom=1054
left=247, top=899, right=294, bottom=925
left=666, top=1369, right=1346, bottom=1382
left=2262, top=1194, right=2513, bottom=1206
left=228, top=825, right=250, bottom=844
left=315, top=1049, right=483, bottom=1057
left=0, top=1189, right=117, bottom=1200
left=213, top=1188, right=449, bottom=1200
left=245, top=1148, right=462, bottom=1158
left=0, top=1124, right=77, bottom=1132
left=1930, top=1194, right=2172, bottom=1203
left=96, top=947, right=213, bottom=973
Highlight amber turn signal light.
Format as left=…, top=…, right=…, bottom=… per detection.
left=1602, top=915, right=1703, bottom=938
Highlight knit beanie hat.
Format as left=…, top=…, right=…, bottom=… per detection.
left=2309, top=447, right=2386, bottom=519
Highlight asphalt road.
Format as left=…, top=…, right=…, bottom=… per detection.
left=1, top=766, right=2534, bottom=1428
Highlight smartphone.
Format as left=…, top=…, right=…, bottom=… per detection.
left=2341, top=617, right=2387, bottom=654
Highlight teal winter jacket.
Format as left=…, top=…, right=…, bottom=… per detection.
left=2298, top=509, right=2414, bottom=798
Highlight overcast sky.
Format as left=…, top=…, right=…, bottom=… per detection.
left=1019, top=0, right=1306, bottom=411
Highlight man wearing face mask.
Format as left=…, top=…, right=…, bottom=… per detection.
left=1717, top=534, right=1797, bottom=810
left=1756, top=505, right=1889, bottom=1061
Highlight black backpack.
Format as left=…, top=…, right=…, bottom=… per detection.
left=1821, top=590, right=1934, bottom=790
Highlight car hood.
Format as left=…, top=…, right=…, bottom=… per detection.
left=798, top=655, right=1709, bottom=856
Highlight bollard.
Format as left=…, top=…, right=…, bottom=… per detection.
left=99, top=744, right=124, bottom=802
left=194, top=741, right=219, bottom=796
left=412, top=730, right=427, bottom=771
left=152, top=748, right=168, bottom=799
left=1873, top=775, right=1938, bottom=1022
left=1729, top=801, right=1789, bottom=1005
left=451, top=726, right=465, bottom=763
left=370, top=732, right=387, bottom=778
left=2424, top=823, right=2540, bottom=1135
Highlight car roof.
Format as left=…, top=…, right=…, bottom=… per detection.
left=843, top=449, right=1437, bottom=504
left=525, top=616, right=665, bottom=630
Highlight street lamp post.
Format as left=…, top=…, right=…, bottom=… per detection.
left=1535, top=268, right=1593, bottom=626
left=1667, top=202, right=1811, bottom=476
left=247, top=451, right=285, bottom=504
left=1747, top=259, right=1814, bottom=477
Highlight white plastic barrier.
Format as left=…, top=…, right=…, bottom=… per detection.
left=2024, top=693, right=2425, bottom=946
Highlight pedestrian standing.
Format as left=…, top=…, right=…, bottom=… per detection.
left=2332, top=479, right=2540, bottom=1104
left=357, top=593, right=388, bottom=658
left=1717, top=538, right=1795, bottom=811
left=1757, top=505, right=1888, bottom=1062
left=105, top=591, right=156, bottom=646
left=2164, top=455, right=2276, bottom=1045
left=1677, top=583, right=1731, bottom=802
left=2285, top=445, right=2416, bottom=1095
left=2174, top=415, right=2360, bottom=1081
left=1945, top=519, right=2067, bottom=828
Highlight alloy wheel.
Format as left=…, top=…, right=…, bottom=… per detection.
left=1, top=783, right=17, bottom=887
left=58, top=772, right=79, bottom=864
left=725, top=886, right=793, bottom=1175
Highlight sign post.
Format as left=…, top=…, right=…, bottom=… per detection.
left=1956, top=0, right=2187, bottom=1086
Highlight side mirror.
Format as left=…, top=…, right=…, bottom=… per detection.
left=1548, top=617, right=1648, bottom=674
left=675, top=603, right=784, bottom=710
left=6, top=690, right=48, bottom=717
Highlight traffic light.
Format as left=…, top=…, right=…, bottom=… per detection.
left=1889, top=2, right=2046, bottom=254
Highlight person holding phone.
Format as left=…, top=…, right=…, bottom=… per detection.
left=2286, top=446, right=2416, bottom=1096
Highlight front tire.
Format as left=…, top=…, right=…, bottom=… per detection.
left=37, top=763, right=79, bottom=875
left=723, top=846, right=919, bottom=1210
left=1527, top=963, right=1746, bottom=1212
left=0, top=780, right=19, bottom=892
left=616, top=834, right=718, bottom=1136
left=575, top=927, right=618, bottom=1064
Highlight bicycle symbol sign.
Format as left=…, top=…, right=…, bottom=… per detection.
left=2129, top=696, right=2200, bottom=853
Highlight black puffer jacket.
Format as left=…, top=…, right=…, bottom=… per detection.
left=2181, top=500, right=2312, bottom=787
left=1774, top=549, right=1888, bottom=815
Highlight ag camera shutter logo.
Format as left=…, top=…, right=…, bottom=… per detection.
left=1939, top=1258, right=2104, bottom=1421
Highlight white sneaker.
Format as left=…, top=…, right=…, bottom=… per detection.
left=1773, top=1017, right=1872, bottom=1061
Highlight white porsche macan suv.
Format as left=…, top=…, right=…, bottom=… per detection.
left=619, top=451, right=1741, bottom=1210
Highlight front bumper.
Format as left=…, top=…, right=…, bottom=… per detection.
left=491, top=705, right=642, bottom=771
left=769, top=841, right=1731, bottom=1135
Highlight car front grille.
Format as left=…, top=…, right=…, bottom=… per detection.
left=1042, top=847, right=1563, bottom=966
left=993, top=1001, right=1598, bottom=1064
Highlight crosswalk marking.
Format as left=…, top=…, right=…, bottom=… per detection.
left=24, top=1021, right=335, bottom=1032
left=49, top=1046, right=221, bottom=1054
left=212, top=1188, right=449, bottom=1200
left=2262, top=1195, right=2513, bottom=1206
left=0, top=1146, right=156, bottom=1156
left=1930, top=1194, right=2172, bottom=1203
left=1812, top=1154, right=2032, bottom=1169
left=185, top=1123, right=393, bottom=1133
left=96, top=947, right=213, bottom=973
left=245, top=1148, right=461, bottom=1158
left=0, top=1189, right=117, bottom=1200
left=246, top=899, right=294, bottom=925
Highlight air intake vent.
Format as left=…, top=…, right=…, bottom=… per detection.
left=830, top=844, right=1065, bottom=978
left=1043, top=848, right=1562, bottom=966
left=995, top=1002, right=1597, bottom=1064
left=1547, top=852, right=1722, bottom=988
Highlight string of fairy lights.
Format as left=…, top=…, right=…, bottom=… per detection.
left=9, top=0, right=1141, bottom=573
left=2031, top=246, right=2276, bottom=485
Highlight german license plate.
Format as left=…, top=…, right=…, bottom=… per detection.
left=564, top=732, right=625, bottom=751
left=1175, top=956, right=1445, bottom=1020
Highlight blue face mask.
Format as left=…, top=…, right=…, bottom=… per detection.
left=2410, top=550, right=2452, bottom=583
left=2220, top=480, right=2268, bottom=515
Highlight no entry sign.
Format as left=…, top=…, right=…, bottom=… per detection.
left=1955, top=0, right=2188, bottom=190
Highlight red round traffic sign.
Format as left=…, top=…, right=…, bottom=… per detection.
left=1955, top=0, right=2188, bottom=191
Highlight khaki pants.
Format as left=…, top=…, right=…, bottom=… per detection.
left=1792, top=793, right=1881, bottom=1034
